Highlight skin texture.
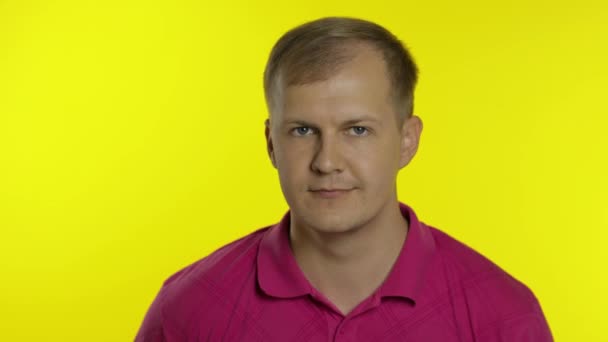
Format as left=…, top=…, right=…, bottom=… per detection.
left=264, top=43, right=423, bottom=315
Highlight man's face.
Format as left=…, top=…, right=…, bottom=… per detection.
left=265, top=45, right=422, bottom=234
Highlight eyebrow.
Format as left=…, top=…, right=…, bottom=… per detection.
left=282, top=116, right=382, bottom=127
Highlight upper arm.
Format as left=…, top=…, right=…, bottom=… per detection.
left=476, top=307, right=554, bottom=341
left=134, top=289, right=166, bottom=342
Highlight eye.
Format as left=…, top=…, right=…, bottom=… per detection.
left=349, top=126, right=369, bottom=136
left=291, top=126, right=314, bottom=136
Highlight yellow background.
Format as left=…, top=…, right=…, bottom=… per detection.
left=1, top=0, right=606, bottom=340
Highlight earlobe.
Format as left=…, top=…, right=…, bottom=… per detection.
left=399, top=116, right=423, bottom=169
left=270, top=152, right=277, bottom=168
left=265, top=119, right=277, bottom=169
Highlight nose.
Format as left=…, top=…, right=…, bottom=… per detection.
left=311, top=133, right=344, bottom=174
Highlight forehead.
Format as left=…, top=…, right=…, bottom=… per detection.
left=278, top=46, right=395, bottom=125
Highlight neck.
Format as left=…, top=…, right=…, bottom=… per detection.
left=289, top=200, right=409, bottom=313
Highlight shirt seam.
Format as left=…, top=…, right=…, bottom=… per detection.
left=475, top=310, right=545, bottom=338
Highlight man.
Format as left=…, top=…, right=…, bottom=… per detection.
left=135, top=16, right=553, bottom=341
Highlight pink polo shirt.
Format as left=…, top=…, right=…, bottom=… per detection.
left=135, top=202, right=553, bottom=341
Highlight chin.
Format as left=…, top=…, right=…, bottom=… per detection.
left=303, top=211, right=363, bottom=234
left=288, top=191, right=367, bottom=232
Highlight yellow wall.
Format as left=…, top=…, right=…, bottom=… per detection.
left=1, top=0, right=606, bottom=340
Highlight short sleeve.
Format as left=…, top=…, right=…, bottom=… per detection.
left=134, top=288, right=166, bottom=342
left=477, top=306, right=554, bottom=341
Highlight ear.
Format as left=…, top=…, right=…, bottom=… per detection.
left=398, top=115, right=423, bottom=169
left=265, top=119, right=277, bottom=169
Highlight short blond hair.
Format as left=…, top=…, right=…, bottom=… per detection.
left=263, top=16, right=419, bottom=123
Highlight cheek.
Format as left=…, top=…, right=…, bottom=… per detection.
left=350, top=141, right=399, bottom=183
left=275, top=142, right=310, bottom=185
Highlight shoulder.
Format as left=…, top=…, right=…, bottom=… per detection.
left=160, top=225, right=271, bottom=301
left=428, top=224, right=510, bottom=278
left=426, top=224, right=552, bottom=340
left=163, top=226, right=269, bottom=288
left=136, top=225, right=272, bottom=340
left=427, top=223, right=537, bottom=305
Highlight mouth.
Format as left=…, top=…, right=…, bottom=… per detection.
left=309, top=188, right=354, bottom=199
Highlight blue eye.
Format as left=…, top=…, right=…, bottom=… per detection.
left=350, top=126, right=369, bottom=136
left=293, top=127, right=313, bottom=136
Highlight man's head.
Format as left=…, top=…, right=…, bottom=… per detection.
left=264, top=17, right=423, bottom=234
left=264, top=16, right=418, bottom=126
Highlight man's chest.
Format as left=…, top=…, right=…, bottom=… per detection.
left=183, top=297, right=467, bottom=342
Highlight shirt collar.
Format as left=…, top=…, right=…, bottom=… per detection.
left=256, top=201, right=437, bottom=303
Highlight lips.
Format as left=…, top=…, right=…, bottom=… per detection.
left=309, top=188, right=353, bottom=199
left=311, top=188, right=351, bottom=192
